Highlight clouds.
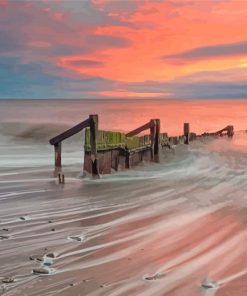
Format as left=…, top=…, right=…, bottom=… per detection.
left=66, top=59, right=104, bottom=68
left=162, top=41, right=247, bottom=62
left=1, top=0, right=247, bottom=99
left=0, top=29, right=23, bottom=53
left=0, top=56, right=116, bottom=99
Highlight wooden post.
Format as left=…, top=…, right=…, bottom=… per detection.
left=89, top=114, right=100, bottom=178
left=184, top=123, right=190, bottom=144
left=125, top=150, right=131, bottom=169
left=54, top=142, right=61, bottom=176
left=154, top=119, right=160, bottom=162
left=227, top=125, right=234, bottom=138
left=150, top=119, right=156, bottom=161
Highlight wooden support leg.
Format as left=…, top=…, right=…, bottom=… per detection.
left=89, top=114, right=100, bottom=178
left=184, top=123, right=190, bottom=145
left=58, top=173, right=61, bottom=184
left=227, top=125, right=234, bottom=138
left=125, top=150, right=131, bottom=169
left=154, top=119, right=160, bottom=162
left=150, top=119, right=156, bottom=161
left=54, top=143, right=61, bottom=176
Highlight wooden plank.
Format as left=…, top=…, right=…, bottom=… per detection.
left=89, top=114, right=100, bottom=177
left=125, top=150, right=131, bottom=169
left=184, top=123, right=190, bottom=144
left=54, top=142, right=61, bottom=176
left=126, top=120, right=155, bottom=137
left=150, top=119, right=156, bottom=161
left=85, top=129, right=126, bottom=151
left=154, top=119, right=160, bottom=162
left=228, top=125, right=234, bottom=137
left=49, top=118, right=90, bottom=145
left=111, top=150, right=119, bottom=171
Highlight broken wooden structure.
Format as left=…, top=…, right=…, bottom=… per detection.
left=49, top=115, right=160, bottom=177
left=49, top=116, right=234, bottom=178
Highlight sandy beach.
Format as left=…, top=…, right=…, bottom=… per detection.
left=0, top=100, right=247, bottom=296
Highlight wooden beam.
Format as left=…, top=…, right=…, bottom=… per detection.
left=89, top=114, right=100, bottom=178
left=126, top=120, right=155, bottom=137
left=227, top=125, right=234, bottom=137
left=154, top=119, right=160, bottom=162
left=184, top=123, right=190, bottom=144
left=49, top=118, right=90, bottom=146
left=125, top=150, right=131, bottom=169
left=150, top=119, right=156, bottom=161
left=54, top=142, right=61, bottom=176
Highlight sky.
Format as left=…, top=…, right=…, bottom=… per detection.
left=1, top=0, right=247, bottom=99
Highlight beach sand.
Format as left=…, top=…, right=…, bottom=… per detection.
left=0, top=135, right=247, bottom=296
left=0, top=99, right=247, bottom=295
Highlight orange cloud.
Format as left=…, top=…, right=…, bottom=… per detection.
left=56, top=0, right=247, bottom=84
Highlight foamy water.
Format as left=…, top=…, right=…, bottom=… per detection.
left=0, top=99, right=247, bottom=296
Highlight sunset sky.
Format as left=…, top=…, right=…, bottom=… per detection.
left=1, top=0, right=247, bottom=99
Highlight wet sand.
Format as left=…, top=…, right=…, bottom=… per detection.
left=0, top=99, right=247, bottom=295
left=1, top=133, right=247, bottom=296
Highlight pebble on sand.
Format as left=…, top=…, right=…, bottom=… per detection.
left=2, top=277, right=14, bottom=284
left=0, top=235, right=9, bottom=240
left=201, top=279, right=219, bottom=289
left=29, top=255, right=43, bottom=262
left=68, top=236, right=83, bottom=242
left=19, top=215, right=31, bottom=221
left=46, top=252, right=57, bottom=258
left=144, top=272, right=166, bottom=281
left=33, top=268, right=49, bottom=275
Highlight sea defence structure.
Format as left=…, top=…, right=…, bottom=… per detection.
left=49, top=115, right=234, bottom=178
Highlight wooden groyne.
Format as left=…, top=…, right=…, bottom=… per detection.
left=49, top=115, right=234, bottom=178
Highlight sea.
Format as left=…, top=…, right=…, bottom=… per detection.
left=0, top=99, right=246, bottom=296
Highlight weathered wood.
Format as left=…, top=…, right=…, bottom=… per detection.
left=154, top=119, right=160, bottom=162
left=150, top=119, right=156, bottom=161
left=54, top=143, right=61, bottom=176
left=89, top=114, right=100, bottom=178
left=184, top=123, right=190, bottom=144
left=85, top=129, right=126, bottom=151
left=202, top=125, right=234, bottom=138
left=125, top=150, right=131, bottom=169
left=49, top=118, right=90, bottom=145
left=126, top=120, right=155, bottom=137
left=111, top=150, right=119, bottom=171
left=50, top=113, right=236, bottom=178
left=189, top=132, right=197, bottom=141
left=58, top=173, right=61, bottom=184
left=227, top=125, right=234, bottom=137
